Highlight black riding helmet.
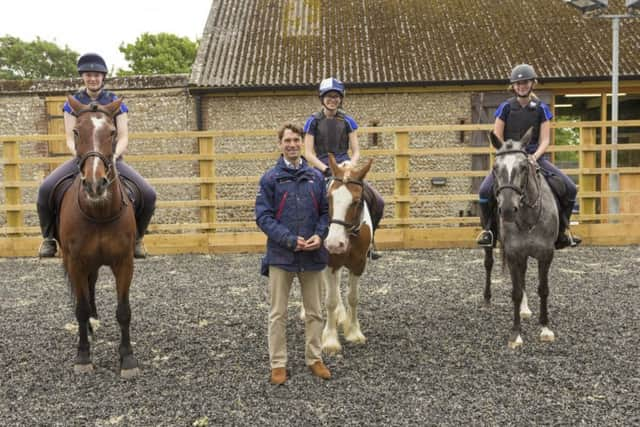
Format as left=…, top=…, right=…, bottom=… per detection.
left=510, top=64, right=537, bottom=83
left=77, top=53, right=108, bottom=75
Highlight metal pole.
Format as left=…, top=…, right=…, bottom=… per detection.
left=609, top=16, right=620, bottom=216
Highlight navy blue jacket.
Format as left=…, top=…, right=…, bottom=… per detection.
left=255, top=156, right=329, bottom=275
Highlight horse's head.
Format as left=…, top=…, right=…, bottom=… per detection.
left=324, top=153, right=373, bottom=254
left=490, top=128, right=534, bottom=222
left=67, top=95, right=122, bottom=201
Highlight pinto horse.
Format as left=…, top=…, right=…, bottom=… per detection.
left=322, top=154, right=373, bottom=355
left=485, top=129, right=558, bottom=349
left=58, top=96, right=139, bottom=377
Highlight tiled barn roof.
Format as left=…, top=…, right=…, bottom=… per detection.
left=190, top=0, right=640, bottom=89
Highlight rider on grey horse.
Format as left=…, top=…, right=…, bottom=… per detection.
left=477, top=64, right=581, bottom=250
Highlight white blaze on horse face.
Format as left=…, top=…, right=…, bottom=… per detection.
left=503, top=155, right=519, bottom=183
left=90, top=116, right=109, bottom=181
left=325, top=185, right=353, bottom=253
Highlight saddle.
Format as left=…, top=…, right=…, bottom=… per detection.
left=50, top=173, right=140, bottom=217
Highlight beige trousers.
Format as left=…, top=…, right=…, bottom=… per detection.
left=268, top=266, right=323, bottom=369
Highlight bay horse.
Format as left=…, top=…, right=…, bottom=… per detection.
left=58, top=96, right=139, bottom=377
left=322, top=153, right=373, bottom=355
left=484, top=128, right=558, bottom=349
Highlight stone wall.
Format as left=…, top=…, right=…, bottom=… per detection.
left=1, top=76, right=476, bottom=233
left=202, top=92, right=474, bottom=225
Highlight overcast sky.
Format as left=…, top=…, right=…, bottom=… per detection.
left=1, top=0, right=212, bottom=72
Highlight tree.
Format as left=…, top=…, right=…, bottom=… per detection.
left=117, top=33, right=198, bottom=76
left=0, top=36, right=78, bottom=80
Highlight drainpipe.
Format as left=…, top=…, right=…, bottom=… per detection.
left=194, top=94, right=203, bottom=131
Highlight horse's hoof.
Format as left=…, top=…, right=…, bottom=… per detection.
left=540, top=327, right=555, bottom=342
left=321, top=340, right=342, bottom=356
left=508, top=335, right=523, bottom=349
left=345, top=333, right=367, bottom=345
left=74, top=363, right=94, bottom=374
left=120, top=367, right=140, bottom=379
left=520, top=310, right=532, bottom=320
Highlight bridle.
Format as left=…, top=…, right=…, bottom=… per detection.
left=493, top=148, right=543, bottom=229
left=75, top=102, right=117, bottom=187
left=328, top=176, right=365, bottom=235
left=73, top=103, right=126, bottom=223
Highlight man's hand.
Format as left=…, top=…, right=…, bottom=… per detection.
left=302, top=234, right=322, bottom=251
left=294, top=236, right=307, bottom=251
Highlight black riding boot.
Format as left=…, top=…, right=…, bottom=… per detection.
left=134, top=205, right=155, bottom=259
left=476, top=202, right=494, bottom=247
left=555, top=203, right=581, bottom=250
left=37, top=202, right=57, bottom=257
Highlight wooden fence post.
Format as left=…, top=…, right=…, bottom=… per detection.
left=198, top=136, right=216, bottom=233
left=579, top=127, right=597, bottom=221
left=394, top=132, right=410, bottom=228
left=3, top=141, right=23, bottom=236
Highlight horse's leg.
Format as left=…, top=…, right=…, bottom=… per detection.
left=88, top=271, right=100, bottom=337
left=335, top=269, right=347, bottom=326
left=483, top=247, right=493, bottom=304
left=519, top=286, right=532, bottom=320
left=538, top=253, right=555, bottom=342
left=322, top=268, right=342, bottom=355
left=112, top=259, right=139, bottom=378
left=343, top=272, right=366, bottom=344
left=508, top=258, right=527, bottom=349
left=68, top=265, right=93, bottom=373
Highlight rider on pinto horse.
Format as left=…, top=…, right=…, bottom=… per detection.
left=36, top=53, right=156, bottom=259
left=303, top=77, right=385, bottom=259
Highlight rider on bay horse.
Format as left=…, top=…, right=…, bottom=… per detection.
left=36, top=53, right=156, bottom=259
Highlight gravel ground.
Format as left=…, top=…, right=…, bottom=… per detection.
left=1, top=246, right=639, bottom=426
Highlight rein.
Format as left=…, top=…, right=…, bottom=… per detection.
left=329, top=177, right=365, bottom=235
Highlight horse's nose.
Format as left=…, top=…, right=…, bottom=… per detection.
left=325, top=236, right=348, bottom=254
left=96, top=177, right=109, bottom=194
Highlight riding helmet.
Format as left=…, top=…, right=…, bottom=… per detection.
left=319, top=77, right=345, bottom=98
left=510, top=64, right=537, bottom=83
left=77, top=53, right=108, bottom=75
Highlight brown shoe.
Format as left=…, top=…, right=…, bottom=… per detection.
left=270, top=367, right=287, bottom=385
left=309, top=361, right=331, bottom=380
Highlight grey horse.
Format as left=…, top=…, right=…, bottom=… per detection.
left=483, top=128, right=558, bottom=349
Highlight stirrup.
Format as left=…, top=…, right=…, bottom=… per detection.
left=567, top=230, right=581, bottom=247
left=476, top=230, right=493, bottom=247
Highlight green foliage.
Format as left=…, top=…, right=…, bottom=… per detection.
left=554, top=114, right=580, bottom=164
left=0, top=36, right=78, bottom=80
left=117, top=33, right=198, bottom=76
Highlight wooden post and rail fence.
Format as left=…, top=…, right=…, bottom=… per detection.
left=1, top=121, right=639, bottom=257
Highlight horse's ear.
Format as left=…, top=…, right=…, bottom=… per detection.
left=67, top=95, right=86, bottom=115
left=489, top=131, right=503, bottom=150
left=105, top=98, right=123, bottom=117
left=328, top=152, right=338, bottom=174
left=521, top=127, right=534, bottom=147
left=355, top=158, right=373, bottom=180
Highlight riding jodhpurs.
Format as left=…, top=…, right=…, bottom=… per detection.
left=37, top=158, right=156, bottom=239
left=116, top=160, right=156, bottom=238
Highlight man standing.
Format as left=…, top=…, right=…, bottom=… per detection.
left=255, top=124, right=331, bottom=385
